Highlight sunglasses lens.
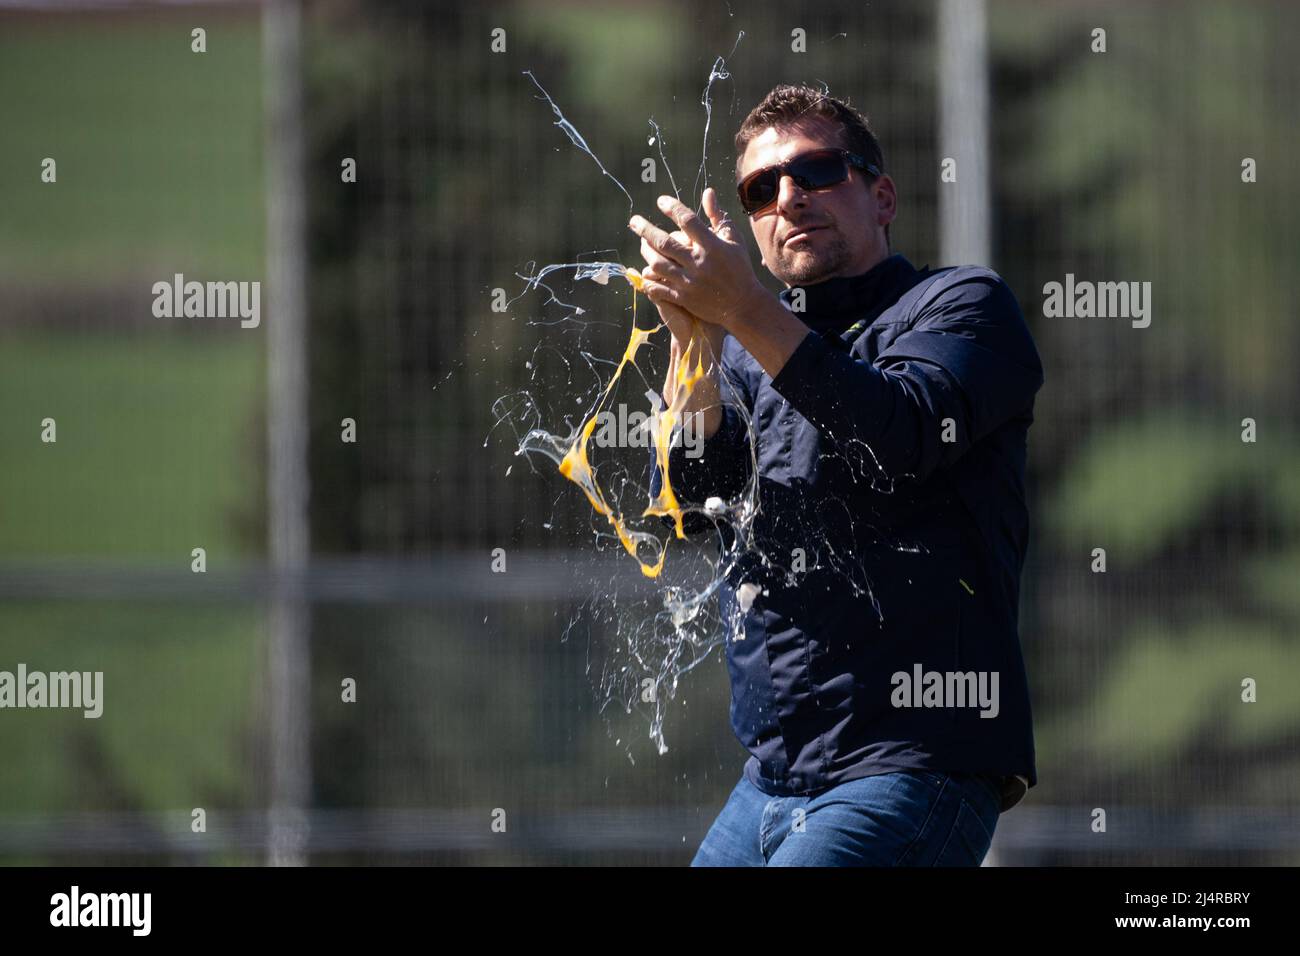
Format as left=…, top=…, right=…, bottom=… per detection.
left=790, top=151, right=849, bottom=189
left=738, top=150, right=850, bottom=213
left=740, top=171, right=778, bottom=213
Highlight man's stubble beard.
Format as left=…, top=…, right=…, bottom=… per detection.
left=771, top=227, right=853, bottom=287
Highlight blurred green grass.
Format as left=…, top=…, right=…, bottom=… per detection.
left=0, top=602, right=261, bottom=814
left=0, top=12, right=266, bottom=828
left=0, top=334, right=264, bottom=559
left=0, top=14, right=264, bottom=284
left=0, top=12, right=266, bottom=560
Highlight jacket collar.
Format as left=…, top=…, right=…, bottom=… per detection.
left=777, top=253, right=921, bottom=336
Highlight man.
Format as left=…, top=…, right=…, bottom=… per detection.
left=628, top=84, right=1044, bottom=866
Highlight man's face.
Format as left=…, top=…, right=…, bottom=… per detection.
left=736, top=120, right=896, bottom=287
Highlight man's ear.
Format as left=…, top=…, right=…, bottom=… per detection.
left=874, top=173, right=898, bottom=228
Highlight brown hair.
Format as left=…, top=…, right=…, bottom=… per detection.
left=734, top=84, right=888, bottom=239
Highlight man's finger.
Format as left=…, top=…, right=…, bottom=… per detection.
left=652, top=298, right=697, bottom=335
left=654, top=299, right=694, bottom=323
left=702, top=187, right=738, bottom=242
left=628, top=215, right=692, bottom=266
left=640, top=238, right=686, bottom=282
left=638, top=276, right=684, bottom=307
left=655, top=195, right=715, bottom=248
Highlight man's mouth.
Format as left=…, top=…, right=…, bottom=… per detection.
left=783, top=225, right=827, bottom=246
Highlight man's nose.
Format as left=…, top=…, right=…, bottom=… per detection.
left=775, top=173, right=810, bottom=214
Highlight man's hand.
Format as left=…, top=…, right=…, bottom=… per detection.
left=652, top=298, right=724, bottom=440
left=629, top=187, right=769, bottom=332
left=649, top=294, right=725, bottom=366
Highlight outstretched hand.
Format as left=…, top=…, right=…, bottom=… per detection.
left=629, top=187, right=769, bottom=332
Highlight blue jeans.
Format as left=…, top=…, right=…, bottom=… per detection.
left=691, top=769, right=1002, bottom=866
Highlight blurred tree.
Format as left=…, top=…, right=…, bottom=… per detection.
left=992, top=0, right=1300, bottom=819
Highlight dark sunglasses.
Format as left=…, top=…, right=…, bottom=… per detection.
left=736, top=148, right=880, bottom=216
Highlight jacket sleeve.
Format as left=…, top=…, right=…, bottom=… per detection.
left=767, top=272, right=1044, bottom=485
left=647, top=339, right=754, bottom=535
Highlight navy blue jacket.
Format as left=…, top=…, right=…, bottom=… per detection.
left=649, top=253, right=1044, bottom=809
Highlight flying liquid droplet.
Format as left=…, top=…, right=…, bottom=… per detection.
left=648, top=135, right=656, bottom=145
left=737, top=581, right=760, bottom=612
left=704, top=496, right=726, bottom=517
